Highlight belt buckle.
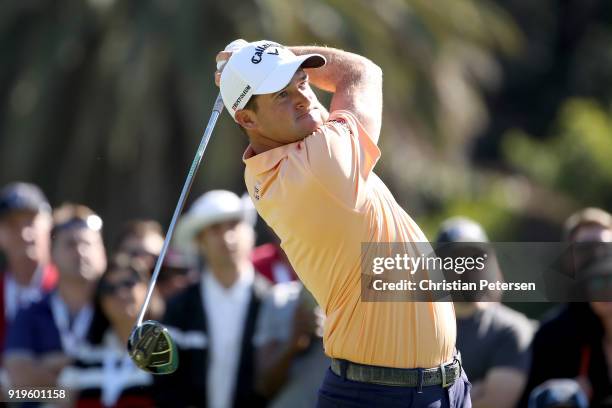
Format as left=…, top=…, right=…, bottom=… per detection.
left=440, top=363, right=448, bottom=388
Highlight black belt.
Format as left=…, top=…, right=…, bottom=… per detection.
left=330, top=356, right=462, bottom=388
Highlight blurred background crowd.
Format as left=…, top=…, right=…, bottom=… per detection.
left=2, top=0, right=612, bottom=407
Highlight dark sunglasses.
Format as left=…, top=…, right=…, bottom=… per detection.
left=99, top=277, right=140, bottom=296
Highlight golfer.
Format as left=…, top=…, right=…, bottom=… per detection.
left=216, top=40, right=470, bottom=407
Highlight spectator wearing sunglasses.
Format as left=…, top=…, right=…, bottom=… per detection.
left=58, top=254, right=161, bottom=407
left=113, top=220, right=164, bottom=272
left=4, top=203, right=106, bottom=392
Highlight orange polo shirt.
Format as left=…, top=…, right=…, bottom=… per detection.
left=243, top=110, right=455, bottom=368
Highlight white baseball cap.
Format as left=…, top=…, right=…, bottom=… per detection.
left=174, top=190, right=256, bottom=252
left=436, top=217, right=489, bottom=243
left=220, top=40, right=326, bottom=120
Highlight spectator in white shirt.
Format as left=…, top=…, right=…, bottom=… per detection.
left=154, top=190, right=270, bottom=408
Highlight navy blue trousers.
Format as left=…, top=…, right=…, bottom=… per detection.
left=317, top=367, right=472, bottom=408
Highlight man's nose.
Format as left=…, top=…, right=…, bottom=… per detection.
left=76, top=243, right=91, bottom=258
left=20, top=226, right=35, bottom=243
left=223, top=229, right=238, bottom=246
left=116, top=286, right=134, bottom=302
left=294, top=89, right=311, bottom=109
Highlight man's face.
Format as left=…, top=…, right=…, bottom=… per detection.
left=119, top=232, right=163, bottom=270
left=100, top=267, right=147, bottom=322
left=568, top=225, right=612, bottom=273
left=195, top=219, right=254, bottom=266
left=52, top=227, right=107, bottom=282
left=573, top=224, right=612, bottom=243
left=0, top=210, right=51, bottom=266
left=238, top=70, right=329, bottom=145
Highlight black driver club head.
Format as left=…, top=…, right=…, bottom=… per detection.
left=127, top=320, right=178, bottom=375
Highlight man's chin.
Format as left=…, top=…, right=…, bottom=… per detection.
left=298, top=117, right=325, bottom=136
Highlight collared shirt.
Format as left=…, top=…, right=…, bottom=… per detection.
left=202, top=266, right=254, bottom=408
left=4, top=266, right=44, bottom=321
left=243, top=110, right=456, bottom=369
left=5, top=293, right=63, bottom=357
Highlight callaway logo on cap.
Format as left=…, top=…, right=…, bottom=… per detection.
left=220, top=40, right=326, bottom=120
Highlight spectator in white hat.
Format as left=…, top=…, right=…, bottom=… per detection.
left=154, top=190, right=270, bottom=408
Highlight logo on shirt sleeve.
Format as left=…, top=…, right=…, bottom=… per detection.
left=329, top=118, right=353, bottom=136
left=254, top=183, right=261, bottom=200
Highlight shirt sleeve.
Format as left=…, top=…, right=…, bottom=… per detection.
left=488, top=312, right=535, bottom=373
left=489, top=327, right=533, bottom=372
left=304, top=110, right=381, bottom=209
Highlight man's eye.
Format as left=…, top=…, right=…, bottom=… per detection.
left=298, top=81, right=307, bottom=89
left=279, top=91, right=288, bottom=98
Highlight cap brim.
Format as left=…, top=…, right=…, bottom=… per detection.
left=254, top=54, right=326, bottom=95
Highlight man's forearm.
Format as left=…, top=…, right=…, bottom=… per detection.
left=256, top=341, right=300, bottom=397
left=289, top=46, right=381, bottom=93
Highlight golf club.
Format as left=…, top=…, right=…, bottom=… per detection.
left=127, top=39, right=247, bottom=375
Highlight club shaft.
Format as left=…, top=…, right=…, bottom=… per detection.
left=136, top=93, right=225, bottom=326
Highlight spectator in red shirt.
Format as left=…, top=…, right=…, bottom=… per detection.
left=251, top=242, right=297, bottom=284
left=251, top=226, right=297, bottom=284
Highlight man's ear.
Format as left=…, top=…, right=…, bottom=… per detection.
left=235, top=109, right=257, bottom=130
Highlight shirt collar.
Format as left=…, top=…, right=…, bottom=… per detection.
left=202, top=264, right=255, bottom=298
left=242, top=143, right=294, bottom=174
left=5, top=265, right=44, bottom=290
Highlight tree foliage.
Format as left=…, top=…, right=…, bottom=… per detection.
left=1, top=0, right=610, bottom=243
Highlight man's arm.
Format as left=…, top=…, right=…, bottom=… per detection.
left=290, top=46, right=383, bottom=144
left=5, top=353, right=70, bottom=388
left=256, top=303, right=318, bottom=397
left=470, top=368, right=527, bottom=408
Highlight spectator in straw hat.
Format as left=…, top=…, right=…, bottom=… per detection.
left=154, top=190, right=269, bottom=408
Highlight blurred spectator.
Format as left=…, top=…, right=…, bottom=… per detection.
left=0, top=182, right=57, bottom=350
left=528, top=379, right=589, bottom=408
left=252, top=243, right=296, bottom=283
left=562, top=208, right=612, bottom=281
left=436, top=217, right=535, bottom=408
left=254, top=282, right=328, bottom=408
left=154, top=190, right=269, bottom=408
left=563, top=207, right=612, bottom=243
left=156, top=249, right=198, bottom=301
left=113, top=220, right=164, bottom=271
left=523, top=256, right=612, bottom=407
left=521, top=208, right=612, bottom=407
left=115, top=219, right=197, bottom=301
left=4, top=203, right=106, bottom=390
left=58, top=254, right=156, bottom=407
